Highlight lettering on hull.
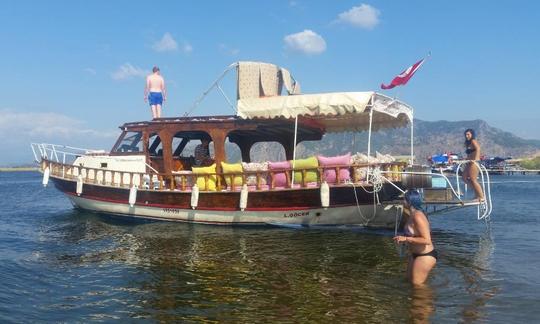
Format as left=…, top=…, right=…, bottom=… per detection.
left=283, top=211, right=309, bottom=218
left=163, top=208, right=181, bottom=214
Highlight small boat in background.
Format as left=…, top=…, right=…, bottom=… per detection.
left=428, top=152, right=459, bottom=174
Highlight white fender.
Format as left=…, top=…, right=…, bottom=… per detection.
left=320, top=181, right=330, bottom=208
left=42, top=167, right=50, bottom=187
left=191, top=184, right=199, bottom=209
left=76, top=175, right=83, bottom=196
left=129, top=185, right=138, bottom=207
left=240, top=184, right=248, bottom=211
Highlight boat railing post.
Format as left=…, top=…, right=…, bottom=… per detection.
left=30, top=144, right=39, bottom=163
left=269, top=171, right=275, bottom=190
left=182, top=175, right=187, bottom=191
left=158, top=175, right=163, bottom=190
left=52, top=145, right=60, bottom=163
left=169, top=174, right=174, bottom=190
left=256, top=172, right=261, bottom=190
left=216, top=171, right=222, bottom=191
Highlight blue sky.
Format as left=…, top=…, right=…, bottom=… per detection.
left=1, top=1, right=539, bottom=165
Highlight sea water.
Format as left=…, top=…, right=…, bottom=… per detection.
left=0, top=171, right=539, bottom=322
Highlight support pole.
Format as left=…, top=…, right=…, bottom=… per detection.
left=410, top=114, right=414, bottom=164
left=291, top=114, right=299, bottom=186
left=367, top=107, right=374, bottom=162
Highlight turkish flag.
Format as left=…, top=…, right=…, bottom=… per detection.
left=381, top=58, right=425, bottom=90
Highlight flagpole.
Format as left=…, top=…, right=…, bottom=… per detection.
left=410, top=110, right=414, bottom=164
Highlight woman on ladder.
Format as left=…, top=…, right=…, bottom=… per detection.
left=463, top=128, right=484, bottom=201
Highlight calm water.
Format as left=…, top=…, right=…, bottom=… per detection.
left=1, top=172, right=539, bottom=323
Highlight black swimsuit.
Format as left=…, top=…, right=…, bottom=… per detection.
left=465, top=144, right=476, bottom=155
left=412, top=249, right=438, bottom=260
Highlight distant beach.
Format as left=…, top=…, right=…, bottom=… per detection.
left=0, top=167, right=38, bottom=172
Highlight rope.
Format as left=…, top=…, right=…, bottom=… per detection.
left=346, top=181, right=379, bottom=226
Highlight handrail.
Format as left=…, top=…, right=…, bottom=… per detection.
left=30, top=143, right=102, bottom=163
left=40, top=158, right=407, bottom=191
left=39, top=158, right=491, bottom=218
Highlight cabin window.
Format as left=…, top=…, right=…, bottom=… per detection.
left=224, top=139, right=241, bottom=163
left=148, top=133, right=163, bottom=156
left=170, top=132, right=215, bottom=170
left=181, top=139, right=214, bottom=159
left=250, top=142, right=286, bottom=162
left=114, top=131, right=143, bottom=153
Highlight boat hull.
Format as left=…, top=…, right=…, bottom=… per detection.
left=52, top=176, right=403, bottom=228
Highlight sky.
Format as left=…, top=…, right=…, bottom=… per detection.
left=1, top=1, right=539, bottom=165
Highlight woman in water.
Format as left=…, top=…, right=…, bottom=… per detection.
left=463, top=128, right=484, bottom=201
left=394, top=190, right=437, bottom=285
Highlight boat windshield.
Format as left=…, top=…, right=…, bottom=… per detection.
left=114, top=131, right=143, bottom=153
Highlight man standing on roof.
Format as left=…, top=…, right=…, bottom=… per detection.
left=144, top=66, right=167, bottom=119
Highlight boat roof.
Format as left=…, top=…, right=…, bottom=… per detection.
left=237, top=91, right=413, bottom=132
left=120, top=115, right=325, bottom=142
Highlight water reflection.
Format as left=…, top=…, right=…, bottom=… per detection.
left=431, top=226, right=499, bottom=323
left=35, top=209, right=503, bottom=322
left=410, top=285, right=435, bottom=324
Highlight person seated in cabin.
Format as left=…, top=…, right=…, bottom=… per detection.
left=194, top=138, right=214, bottom=166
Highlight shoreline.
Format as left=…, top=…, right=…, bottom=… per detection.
left=0, top=167, right=39, bottom=172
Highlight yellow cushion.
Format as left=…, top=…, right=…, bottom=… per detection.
left=291, top=156, right=319, bottom=183
left=221, top=162, right=243, bottom=187
left=192, top=164, right=217, bottom=191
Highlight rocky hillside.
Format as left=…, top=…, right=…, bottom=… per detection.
left=247, top=119, right=540, bottom=163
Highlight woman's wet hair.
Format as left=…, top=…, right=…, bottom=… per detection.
left=464, top=128, right=476, bottom=145
left=404, top=189, right=424, bottom=211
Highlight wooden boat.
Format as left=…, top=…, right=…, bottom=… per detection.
left=31, top=62, right=492, bottom=227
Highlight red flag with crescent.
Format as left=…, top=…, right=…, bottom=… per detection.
left=381, top=58, right=425, bottom=90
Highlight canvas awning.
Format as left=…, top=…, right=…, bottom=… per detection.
left=237, top=92, right=413, bottom=132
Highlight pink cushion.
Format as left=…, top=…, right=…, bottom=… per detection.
left=317, top=153, right=351, bottom=183
left=248, top=184, right=270, bottom=191
left=268, top=161, right=290, bottom=187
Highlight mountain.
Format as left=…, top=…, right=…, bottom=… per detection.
left=247, top=119, right=540, bottom=163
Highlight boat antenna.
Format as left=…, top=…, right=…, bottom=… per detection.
left=184, top=62, right=238, bottom=117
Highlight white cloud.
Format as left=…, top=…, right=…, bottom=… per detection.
left=182, top=42, right=193, bottom=54
left=111, top=63, right=148, bottom=81
left=152, top=32, right=178, bottom=52
left=0, top=109, right=118, bottom=140
left=0, top=109, right=118, bottom=164
left=284, top=30, right=326, bottom=55
left=337, top=4, right=380, bottom=29
left=218, top=43, right=240, bottom=56
left=84, top=68, right=96, bottom=75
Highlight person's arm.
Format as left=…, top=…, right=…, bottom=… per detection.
left=471, top=139, right=481, bottom=160
left=144, top=77, right=150, bottom=102
left=405, top=212, right=432, bottom=245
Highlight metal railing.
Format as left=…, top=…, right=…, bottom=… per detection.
left=38, top=158, right=406, bottom=191
left=31, top=143, right=104, bottom=165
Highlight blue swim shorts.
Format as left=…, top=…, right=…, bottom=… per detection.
left=148, top=92, right=163, bottom=106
